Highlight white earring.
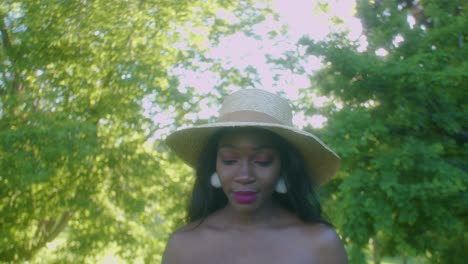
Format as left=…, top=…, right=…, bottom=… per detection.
left=210, top=172, right=221, bottom=188
left=275, top=177, right=287, bottom=194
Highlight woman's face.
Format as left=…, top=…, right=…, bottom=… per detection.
left=216, top=128, right=281, bottom=212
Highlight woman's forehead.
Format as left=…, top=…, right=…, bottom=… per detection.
left=217, top=128, right=276, bottom=149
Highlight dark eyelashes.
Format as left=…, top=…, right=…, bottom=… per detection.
left=221, top=160, right=273, bottom=166
left=222, top=160, right=237, bottom=165
left=255, top=160, right=273, bottom=166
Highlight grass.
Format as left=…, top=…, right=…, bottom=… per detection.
left=367, top=256, right=428, bottom=264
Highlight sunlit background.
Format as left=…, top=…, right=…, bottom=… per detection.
left=147, top=0, right=365, bottom=138
left=147, top=0, right=422, bottom=140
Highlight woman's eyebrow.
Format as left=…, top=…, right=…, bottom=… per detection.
left=218, top=144, right=274, bottom=150
left=253, top=145, right=275, bottom=150
left=218, top=144, right=236, bottom=149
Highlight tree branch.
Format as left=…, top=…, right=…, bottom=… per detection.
left=28, top=212, right=74, bottom=260
left=0, top=16, right=12, bottom=51
left=0, top=15, right=23, bottom=99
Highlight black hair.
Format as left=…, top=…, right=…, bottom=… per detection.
left=186, top=127, right=331, bottom=226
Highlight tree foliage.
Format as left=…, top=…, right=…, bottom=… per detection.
left=0, top=0, right=271, bottom=262
left=296, top=0, right=467, bottom=263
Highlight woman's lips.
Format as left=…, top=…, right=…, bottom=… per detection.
left=232, top=191, right=257, bottom=203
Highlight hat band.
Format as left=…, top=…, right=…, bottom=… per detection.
left=218, top=110, right=288, bottom=125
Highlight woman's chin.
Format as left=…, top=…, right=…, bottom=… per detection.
left=227, top=197, right=273, bottom=213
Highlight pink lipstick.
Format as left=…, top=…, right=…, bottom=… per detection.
left=232, top=191, right=257, bottom=203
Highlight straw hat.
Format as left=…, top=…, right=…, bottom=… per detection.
left=166, top=89, right=340, bottom=184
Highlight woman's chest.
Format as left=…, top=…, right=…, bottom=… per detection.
left=183, top=232, right=319, bottom=264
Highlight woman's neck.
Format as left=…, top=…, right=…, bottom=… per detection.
left=220, top=201, right=284, bottom=228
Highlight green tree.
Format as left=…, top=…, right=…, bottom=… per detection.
left=0, top=0, right=272, bottom=262
left=295, top=0, right=467, bottom=263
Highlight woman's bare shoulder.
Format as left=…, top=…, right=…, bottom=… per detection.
left=297, top=223, right=348, bottom=264
left=161, top=221, right=204, bottom=264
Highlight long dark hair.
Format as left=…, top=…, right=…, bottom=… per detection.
left=186, top=127, right=330, bottom=226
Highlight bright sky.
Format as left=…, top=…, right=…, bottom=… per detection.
left=149, top=0, right=367, bottom=139
left=180, top=0, right=363, bottom=95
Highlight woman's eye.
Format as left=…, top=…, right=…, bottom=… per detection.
left=222, top=160, right=237, bottom=165
left=255, top=160, right=273, bottom=166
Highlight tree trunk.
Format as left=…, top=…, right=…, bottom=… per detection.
left=402, top=256, right=408, bottom=264
left=372, top=238, right=380, bottom=264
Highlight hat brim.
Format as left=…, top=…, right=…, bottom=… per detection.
left=165, top=122, right=340, bottom=185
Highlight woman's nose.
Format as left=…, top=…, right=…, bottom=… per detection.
left=234, top=161, right=255, bottom=184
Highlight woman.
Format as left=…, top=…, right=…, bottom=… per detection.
left=163, top=89, right=347, bottom=263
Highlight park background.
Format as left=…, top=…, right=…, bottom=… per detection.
left=0, top=0, right=466, bottom=263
